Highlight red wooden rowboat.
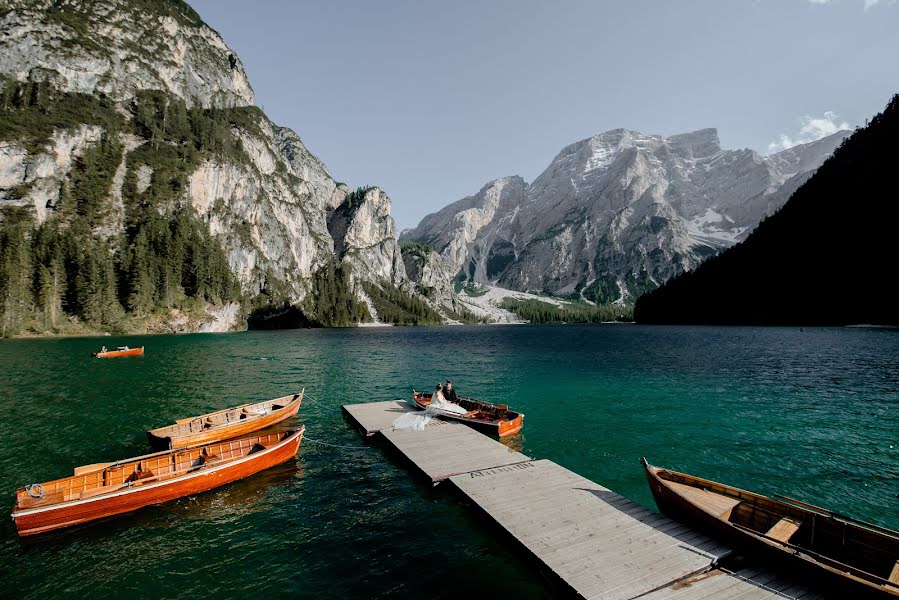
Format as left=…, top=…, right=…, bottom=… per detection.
left=411, top=391, right=523, bottom=437
left=11, top=428, right=304, bottom=536
left=146, top=391, right=303, bottom=450
left=93, top=346, right=144, bottom=358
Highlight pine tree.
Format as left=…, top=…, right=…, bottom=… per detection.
left=0, top=215, right=33, bottom=336
left=35, top=260, right=65, bottom=328
left=125, top=230, right=154, bottom=314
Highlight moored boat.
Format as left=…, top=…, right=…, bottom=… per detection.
left=147, top=391, right=304, bottom=450
left=93, top=346, right=144, bottom=358
left=12, top=428, right=304, bottom=536
left=642, top=458, right=899, bottom=598
left=411, top=391, right=523, bottom=437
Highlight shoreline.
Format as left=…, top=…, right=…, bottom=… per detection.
left=12, top=320, right=897, bottom=342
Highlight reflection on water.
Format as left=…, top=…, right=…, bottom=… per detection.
left=1, top=325, right=896, bottom=599
left=498, top=433, right=524, bottom=453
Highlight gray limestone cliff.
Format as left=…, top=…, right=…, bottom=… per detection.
left=0, top=0, right=457, bottom=332
left=403, top=127, right=848, bottom=303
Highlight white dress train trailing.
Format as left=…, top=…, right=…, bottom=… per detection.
left=392, top=391, right=467, bottom=431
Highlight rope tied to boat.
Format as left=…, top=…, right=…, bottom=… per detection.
left=302, top=437, right=373, bottom=451
left=25, top=483, right=44, bottom=498
left=290, top=395, right=373, bottom=450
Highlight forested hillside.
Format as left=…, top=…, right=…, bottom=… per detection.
left=0, top=80, right=242, bottom=335
left=0, top=0, right=461, bottom=337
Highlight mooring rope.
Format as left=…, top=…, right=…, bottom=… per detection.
left=297, top=394, right=375, bottom=450
left=302, top=436, right=373, bottom=451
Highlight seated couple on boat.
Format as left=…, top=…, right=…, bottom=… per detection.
left=430, top=381, right=466, bottom=415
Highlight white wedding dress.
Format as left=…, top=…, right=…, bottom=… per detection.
left=393, top=390, right=467, bottom=431
left=428, top=391, right=467, bottom=415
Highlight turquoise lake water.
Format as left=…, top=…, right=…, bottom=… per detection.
left=0, top=325, right=896, bottom=598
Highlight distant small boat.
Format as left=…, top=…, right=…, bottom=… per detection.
left=12, top=428, right=305, bottom=536
left=93, top=346, right=144, bottom=358
left=147, top=391, right=304, bottom=450
left=411, top=391, right=523, bottom=437
left=642, top=458, right=899, bottom=598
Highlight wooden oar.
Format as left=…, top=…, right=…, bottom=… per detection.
left=78, top=473, right=171, bottom=500
left=71, top=445, right=191, bottom=478
left=73, top=463, right=113, bottom=476
left=174, top=402, right=257, bottom=425
left=774, top=493, right=899, bottom=535
left=773, top=493, right=834, bottom=515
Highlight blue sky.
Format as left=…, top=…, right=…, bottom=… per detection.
left=191, top=0, right=899, bottom=229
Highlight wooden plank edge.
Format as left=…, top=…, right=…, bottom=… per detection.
left=340, top=404, right=382, bottom=436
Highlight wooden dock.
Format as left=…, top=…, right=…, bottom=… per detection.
left=342, top=400, right=822, bottom=600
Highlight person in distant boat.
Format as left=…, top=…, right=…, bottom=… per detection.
left=444, top=380, right=459, bottom=404
left=100, top=346, right=107, bottom=353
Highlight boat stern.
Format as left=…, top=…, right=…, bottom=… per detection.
left=498, top=413, right=524, bottom=437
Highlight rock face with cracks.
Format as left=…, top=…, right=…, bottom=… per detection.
left=0, top=0, right=460, bottom=332
left=404, top=128, right=847, bottom=303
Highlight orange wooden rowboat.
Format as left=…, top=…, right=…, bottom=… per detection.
left=411, top=391, right=523, bottom=437
left=12, top=428, right=304, bottom=536
left=93, top=346, right=144, bottom=358
left=147, top=390, right=303, bottom=450
left=642, top=458, right=899, bottom=598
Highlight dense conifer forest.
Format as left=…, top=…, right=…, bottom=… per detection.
left=361, top=281, right=445, bottom=326
left=635, top=94, right=899, bottom=326
left=0, top=78, right=263, bottom=335
left=0, top=77, right=285, bottom=335
left=500, top=298, right=632, bottom=323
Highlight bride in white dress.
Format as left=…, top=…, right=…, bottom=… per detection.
left=428, top=383, right=467, bottom=415
left=393, top=383, right=467, bottom=431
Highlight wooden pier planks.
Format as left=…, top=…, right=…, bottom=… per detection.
left=342, top=400, right=413, bottom=435
left=382, top=420, right=531, bottom=482
left=640, top=567, right=827, bottom=599
left=343, top=399, right=531, bottom=482
left=450, top=459, right=731, bottom=600
left=342, top=401, right=817, bottom=599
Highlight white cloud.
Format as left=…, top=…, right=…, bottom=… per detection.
left=767, top=111, right=850, bottom=154
left=807, top=0, right=893, bottom=8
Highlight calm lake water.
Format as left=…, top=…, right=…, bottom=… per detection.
left=0, top=325, right=896, bottom=598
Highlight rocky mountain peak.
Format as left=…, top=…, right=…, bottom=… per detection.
left=328, top=187, right=407, bottom=287
left=405, top=125, right=847, bottom=303
left=768, top=130, right=850, bottom=176
left=667, top=128, right=721, bottom=159
left=0, top=0, right=461, bottom=334
left=0, top=0, right=254, bottom=108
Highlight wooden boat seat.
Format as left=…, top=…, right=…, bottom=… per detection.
left=125, top=468, right=154, bottom=483
left=667, top=481, right=742, bottom=518
left=888, top=561, right=899, bottom=585
left=766, top=516, right=803, bottom=542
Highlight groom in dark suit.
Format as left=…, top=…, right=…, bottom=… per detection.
left=444, top=380, right=459, bottom=404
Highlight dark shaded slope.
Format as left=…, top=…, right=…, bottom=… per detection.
left=635, top=94, right=899, bottom=326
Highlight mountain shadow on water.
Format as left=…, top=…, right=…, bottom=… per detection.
left=246, top=305, right=309, bottom=330
left=635, top=93, right=899, bottom=326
